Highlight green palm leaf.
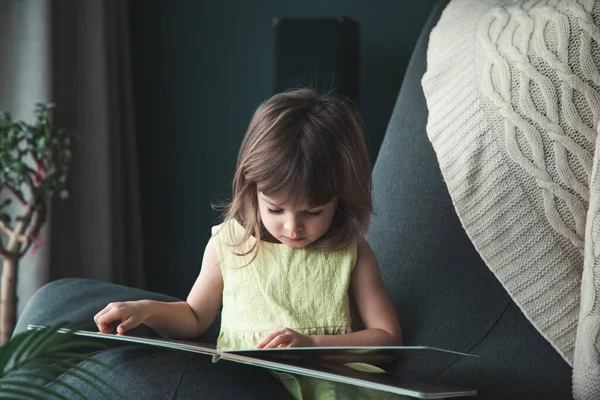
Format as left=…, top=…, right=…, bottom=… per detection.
left=0, top=324, right=122, bottom=399
left=0, top=378, right=72, bottom=400
left=0, top=386, right=50, bottom=400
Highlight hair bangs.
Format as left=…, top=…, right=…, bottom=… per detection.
left=257, top=150, right=339, bottom=208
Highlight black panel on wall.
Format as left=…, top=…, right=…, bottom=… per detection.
left=272, top=17, right=359, bottom=104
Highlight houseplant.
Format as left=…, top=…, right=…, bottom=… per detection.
left=0, top=103, right=71, bottom=345
left=0, top=324, right=119, bottom=399
left=0, top=105, right=120, bottom=398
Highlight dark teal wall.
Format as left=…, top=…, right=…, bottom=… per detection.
left=129, top=0, right=441, bottom=299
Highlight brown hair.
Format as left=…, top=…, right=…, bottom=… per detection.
left=222, top=88, right=372, bottom=261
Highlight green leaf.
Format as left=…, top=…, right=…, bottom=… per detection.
left=59, top=190, right=68, bottom=200
left=0, top=213, right=11, bottom=224
left=0, top=103, right=72, bottom=202
left=0, top=386, right=49, bottom=400
left=44, top=340, right=108, bottom=355
left=9, top=162, right=26, bottom=174
left=0, top=325, right=121, bottom=399
left=7, top=325, right=65, bottom=369
left=10, top=325, right=58, bottom=366
left=24, top=360, right=118, bottom=399
left=8, top=371, right=88, bottom=400
left=36, top=137, right=46, bottom=149
left=0, top=331, right=30, bottom=372
left=0, top=378, right=70, bottom=400
left=61, top=150, right=71, bottom=162
left=43, top=351, right=113, bottom=370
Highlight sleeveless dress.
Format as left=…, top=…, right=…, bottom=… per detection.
left=212, top=219, right=407, bottom=400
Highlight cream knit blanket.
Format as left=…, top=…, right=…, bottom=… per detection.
left=421, top=0, right=600, bottom=398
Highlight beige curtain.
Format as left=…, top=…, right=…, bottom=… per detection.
left=0, top=0, right=145, bottom=316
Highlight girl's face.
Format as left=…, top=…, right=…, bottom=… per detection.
left=257, top=190, right=337, bottom=248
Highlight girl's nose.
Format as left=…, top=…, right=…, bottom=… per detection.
left=283, top=216, right=301, bottom=234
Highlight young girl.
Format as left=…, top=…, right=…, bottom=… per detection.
left=94, top=88, right=404, bottom=399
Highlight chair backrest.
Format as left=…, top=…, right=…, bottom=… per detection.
left=365, top=0, right=511, bottom=375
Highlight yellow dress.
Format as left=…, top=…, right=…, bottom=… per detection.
left=212, top=219, right=407, bottom=400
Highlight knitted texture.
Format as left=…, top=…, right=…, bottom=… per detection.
left=421, top=0, right=600, bottom=398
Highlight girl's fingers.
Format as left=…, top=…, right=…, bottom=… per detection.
left=256, top=332, right=277, bottom=348
left=93, top=305, right=111, bottom=325
left=263, top=333, right=292, bottom=349
left=116, top=316, right=136, bottom=335
left=94, top=303, right=122, bottom=330
left=256, top=327, right=288, bottom=348
left=96, top=309, right=124, bottom=333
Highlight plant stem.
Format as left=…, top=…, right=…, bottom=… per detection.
left=0, top=208, right=33, bottom=345
left=0, top=258, right=17, bottom=345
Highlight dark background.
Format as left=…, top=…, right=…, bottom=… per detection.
left=129, top=0, right=441, bottom=298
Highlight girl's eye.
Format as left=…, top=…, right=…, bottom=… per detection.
left=267, top=208, right=284, bottom=215
left=306, top=210, right=323, bottom=217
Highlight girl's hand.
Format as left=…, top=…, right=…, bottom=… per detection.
left=256, top=327, right=314, bottom=349
left=94, top=300, right=150, bottom=335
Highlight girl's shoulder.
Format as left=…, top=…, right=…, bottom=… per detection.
left=211, top=218, right=234, bottom=236
left=211, top=219, right=247, bottom=245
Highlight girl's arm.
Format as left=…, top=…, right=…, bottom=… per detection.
left=145, top=238, right=223, bottom=339
left=310, top=236, right=402, bottom=347
left=95, top=238, right=223, bottom=340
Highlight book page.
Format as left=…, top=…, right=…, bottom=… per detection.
left=27, top=324, right=219, bottom=357
left=220, top=351, right=476, bottom=399
left=229, top=345, right=476, bottom=365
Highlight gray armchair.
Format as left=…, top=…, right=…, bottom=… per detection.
left=14, top=1, right=572, bottom=398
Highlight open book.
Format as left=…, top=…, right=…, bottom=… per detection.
left=28, top=324, right=477, bottom=399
